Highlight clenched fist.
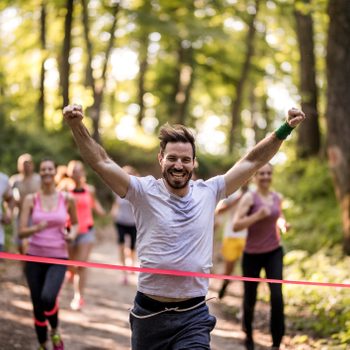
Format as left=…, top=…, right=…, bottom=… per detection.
left=286, top=107, right=306, bottom=128
left=63, top=104, right=84, bottom=126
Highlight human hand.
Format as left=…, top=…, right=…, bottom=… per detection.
left=277, top=217, right=291, bottom=234
left=1, top=213, right=11, bottom=225
left=63, top=104, right=84, bottom=127
left=36, top=221, right=48, bottom=231
left=286, top=107, right=306, bottom=127
left=64, top=226, right=77, bottom=242
left=64, top=232, right=76, bottom=242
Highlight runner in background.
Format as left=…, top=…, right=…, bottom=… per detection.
left=54, top=165, right=71, bottom=189
left=0, top=171, right=14, bottom=252
left=215, top=183, right=249, bottom=299
left=10, top=153, right=41, bottom=254
left=110, top=165, right=139, bottom=285
left=19, top=158, right=78, bottom=350
left=233, top=163, right=289, bottom=350
left=60, top=160, right=106, bottom=311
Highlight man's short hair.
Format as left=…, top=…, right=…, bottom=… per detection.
left=158, top=124, right=196, bottom=159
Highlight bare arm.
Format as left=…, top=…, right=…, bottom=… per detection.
left=275, top=193, right=290, bottom=233
left=63, top=105, right=130, bottom=197
left=224, top=108, right=305, bottom=196
left=65, top=193, right=79, bottom=241
left=19, top=195, right=47, bottom=238
left=232, top=192, right=271, bottom=231
left=215, top=194, right=242, bottom=216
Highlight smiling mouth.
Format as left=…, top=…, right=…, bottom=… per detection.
left=169, top=171, right=186, bottom=179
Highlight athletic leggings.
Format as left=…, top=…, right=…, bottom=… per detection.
left=242, top=246, right=285, bottom=347
left=25, top=260, right=67, bottom=344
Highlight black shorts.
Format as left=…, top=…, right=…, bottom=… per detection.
left=115, top=223, right=137, bottom=250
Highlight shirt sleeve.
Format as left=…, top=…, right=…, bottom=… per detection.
left=124, top=175, right=148, bottom=205
left=205, top=175, right=226, bottom=203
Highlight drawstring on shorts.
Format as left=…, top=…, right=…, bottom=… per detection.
left=130, top=297, right=216, bottom=319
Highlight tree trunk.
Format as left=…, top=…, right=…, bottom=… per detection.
left=294, top=1, right=321, bottom=158
left=174, top=46, right=194, bottom=125
left=137, top=33, right=149, bottom=125
left=326, top=0, right=350, bottom=254
left=59, top=0, right=73, bottom=111
left=169, top=41, right=195, bottom=125
left=38, top=0, right=47, bottom=128
left=81, top=0, right=119, bottom=143
left=81, top=0, right=94, bottom=90
left=228, top=0, right=260, bottom=154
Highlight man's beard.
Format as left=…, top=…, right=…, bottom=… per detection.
left=162, top=168, right=193, bottom=190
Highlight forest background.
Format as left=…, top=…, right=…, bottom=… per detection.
left=0, top=0, right=349, bottom=347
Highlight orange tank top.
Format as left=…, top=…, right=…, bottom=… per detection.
left=71, top=185, right=94, bottom=234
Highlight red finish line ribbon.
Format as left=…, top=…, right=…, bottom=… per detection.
left=1, top=252, right=349, bottom=289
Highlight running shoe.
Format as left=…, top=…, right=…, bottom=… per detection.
left=51, top=333, right=64, bottom=350
left=70, top=296, right=84, bottom=311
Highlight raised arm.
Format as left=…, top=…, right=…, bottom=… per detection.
left=63, top=104, right=130, bottom=197
left=224, top=108, right=305, bottom=196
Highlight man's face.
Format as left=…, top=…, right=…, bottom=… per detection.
left=22, top=160, right=34, bottom=175
left=159, top=142, right=195, bottom=191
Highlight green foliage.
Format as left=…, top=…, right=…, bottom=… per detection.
left=284, top=248, right=350, bottom=346
left=274, top=158, right=342, bottom=253
left=0, top=121, right=80, bottom=175
left=270, top=159, right=348, bottom=346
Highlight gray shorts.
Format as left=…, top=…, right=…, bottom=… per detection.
left=71, top=227, right=95, bottom=247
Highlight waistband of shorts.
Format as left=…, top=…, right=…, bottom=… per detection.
left=135, top=291, right=205, bottom=312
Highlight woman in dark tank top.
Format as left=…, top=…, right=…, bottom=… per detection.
left=233, top=163, right=289, bottom=350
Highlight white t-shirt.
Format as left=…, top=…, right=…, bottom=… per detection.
left=113, top=195, right=135, bottom=226
left=125, top=175, right=226, bottom=298
left=221, top=190, right=247, bottom=239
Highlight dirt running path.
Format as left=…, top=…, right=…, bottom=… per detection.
left=0, top=225, right=318, bottom=349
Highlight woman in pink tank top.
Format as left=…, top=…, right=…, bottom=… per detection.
left=59, top=160, right=105, bottom=311
left=19, top=159, right=78, bottom=350
left=233, top=163, right=289, bottom=350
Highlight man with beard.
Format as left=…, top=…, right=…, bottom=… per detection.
left=63, top=104, right=305, bottom=350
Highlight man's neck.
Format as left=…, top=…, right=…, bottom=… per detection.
left=162, top=179, right=189, bottom=197
left=23, top=172, right=34, bottom=179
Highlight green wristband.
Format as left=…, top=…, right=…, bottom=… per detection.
left=275, top=122, right=294, bottom=140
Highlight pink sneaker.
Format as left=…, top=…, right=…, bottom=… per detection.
left=51, top=333, right=64, bottom=350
